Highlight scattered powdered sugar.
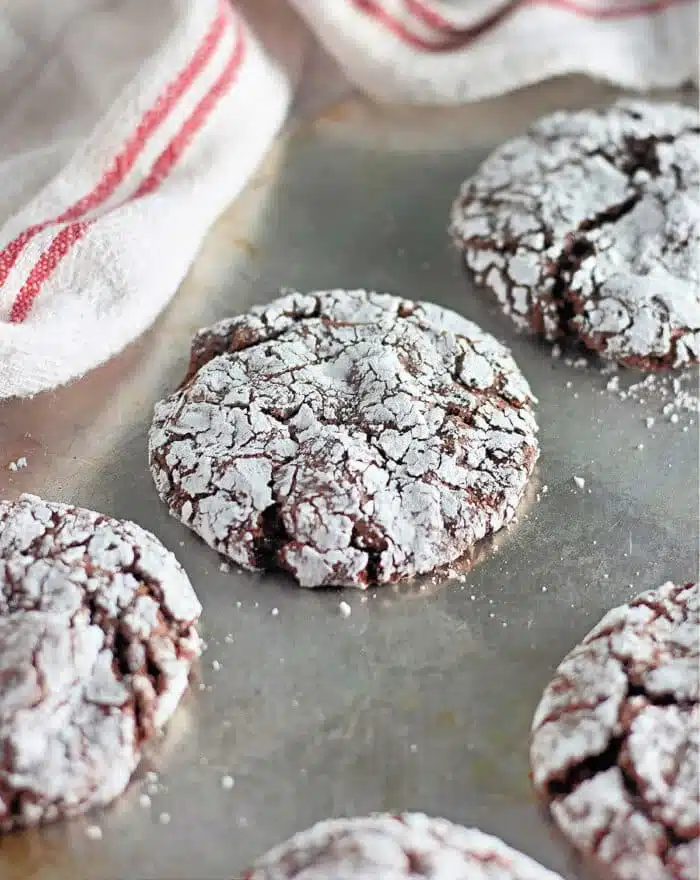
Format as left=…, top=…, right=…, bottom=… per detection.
left=246, top=813, right=564, bottom=879
left=150, top=290, right=539, bottom=589
left=0, top=494, right=202, bottom=832
left=603, top=368, right=699, bottom=422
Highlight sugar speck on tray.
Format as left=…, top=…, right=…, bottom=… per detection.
left=159, top=812, right=171, bottom=825
left=645, top=416, right=655, bottom=428
left=85, top=824, right=103, bottom=841
left=219, top=561, right=230, bottom=573
left=670, top=413, right=680, bottom=424
left=139, top=794, right=151, bottom=808
left=271, top=607, right=279, bottom=617
left=211, top=660, right=221, bottom=671
left=221, top=775, right=235, bottom=790
left=339, top=601, right=352, bottom=618
left=573, top=476, right=585, bottom=489
left=7, top=457, right=28, bottom=472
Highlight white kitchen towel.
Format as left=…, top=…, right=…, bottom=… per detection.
left=0, top=0, right=697, bottom=399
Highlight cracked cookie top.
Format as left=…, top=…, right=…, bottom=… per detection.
left=244, top=812, right=564, bottom=879
left=530, top=581, right=699, bottom=880
left=450, top=100, right=700, bottom=368
left=0, top=494, right=201, bottom=832
left=149, top=290, right=538, bottom=589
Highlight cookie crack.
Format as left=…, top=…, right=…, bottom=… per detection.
left=545, top=191, right=642, bottom=337
left=544, top=675, right=696, bottom=865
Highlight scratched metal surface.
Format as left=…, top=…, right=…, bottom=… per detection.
left=0, top=78, right=697, bottom=880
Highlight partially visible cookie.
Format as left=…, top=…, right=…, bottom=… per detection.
left=531, top=581, right=699, bottom=880
left=450, top=100, right=700, bottom=368
left=0, top=494, right=202, bottom=832
left=244, top=813, right=564, bottom=879
left=149, top=289, right=539, bottom=589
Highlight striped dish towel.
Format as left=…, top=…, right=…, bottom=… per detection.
left=0, top=0, right=696, bottom=399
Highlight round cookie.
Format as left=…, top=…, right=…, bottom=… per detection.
left=530, top=581, right=699, bottom=880
left=244, top=812, right=564, bottom=879
left=450, top=100, right=700, bottom=369
left=0, top=494, right=202, bottom=832
left=149, top=289, right=539, bottom=589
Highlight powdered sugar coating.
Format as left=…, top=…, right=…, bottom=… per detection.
left=149, top=290, right=538, bottom=588
left=450, top=100, right=700, bottom=368
left=244, top=812, right=564, bottom=879
left=0, top=494, right=201, bottom=832
left=531, top=581, right=699, bottom=879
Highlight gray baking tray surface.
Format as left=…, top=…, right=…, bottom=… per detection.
left=0, top=77, right=697, bottom=880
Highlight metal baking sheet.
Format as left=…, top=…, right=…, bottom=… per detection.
left=1, top=77, right=697, bottom=880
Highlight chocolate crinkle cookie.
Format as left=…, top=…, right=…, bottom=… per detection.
left=531, top=581, right=699, bottom=880
left=450, top=100, right=700, bottom=369
left=149, top=289, right=538, bottom=589
left=0, top=494, right=201, bottom=832
left=244, top=813, right=564, bottom=879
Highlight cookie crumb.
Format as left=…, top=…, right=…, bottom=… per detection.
left=219, top=561, right=230, bottom=573
left=338, top=601, right=352, bottom=618
left=211, top=660, right=221, bottom=671
left=139, top=794, right=151, bottom=808
left=85, top=824, right=102, bottom=840
left=670, top=413, right=680, bottom=424
left=158, top=812, right=171, bottom=825
left=573, top=476, right=585, bottom=489
left=221, top=775, right=235, bottom=790
left=645, top=416, right=655, bottom=428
